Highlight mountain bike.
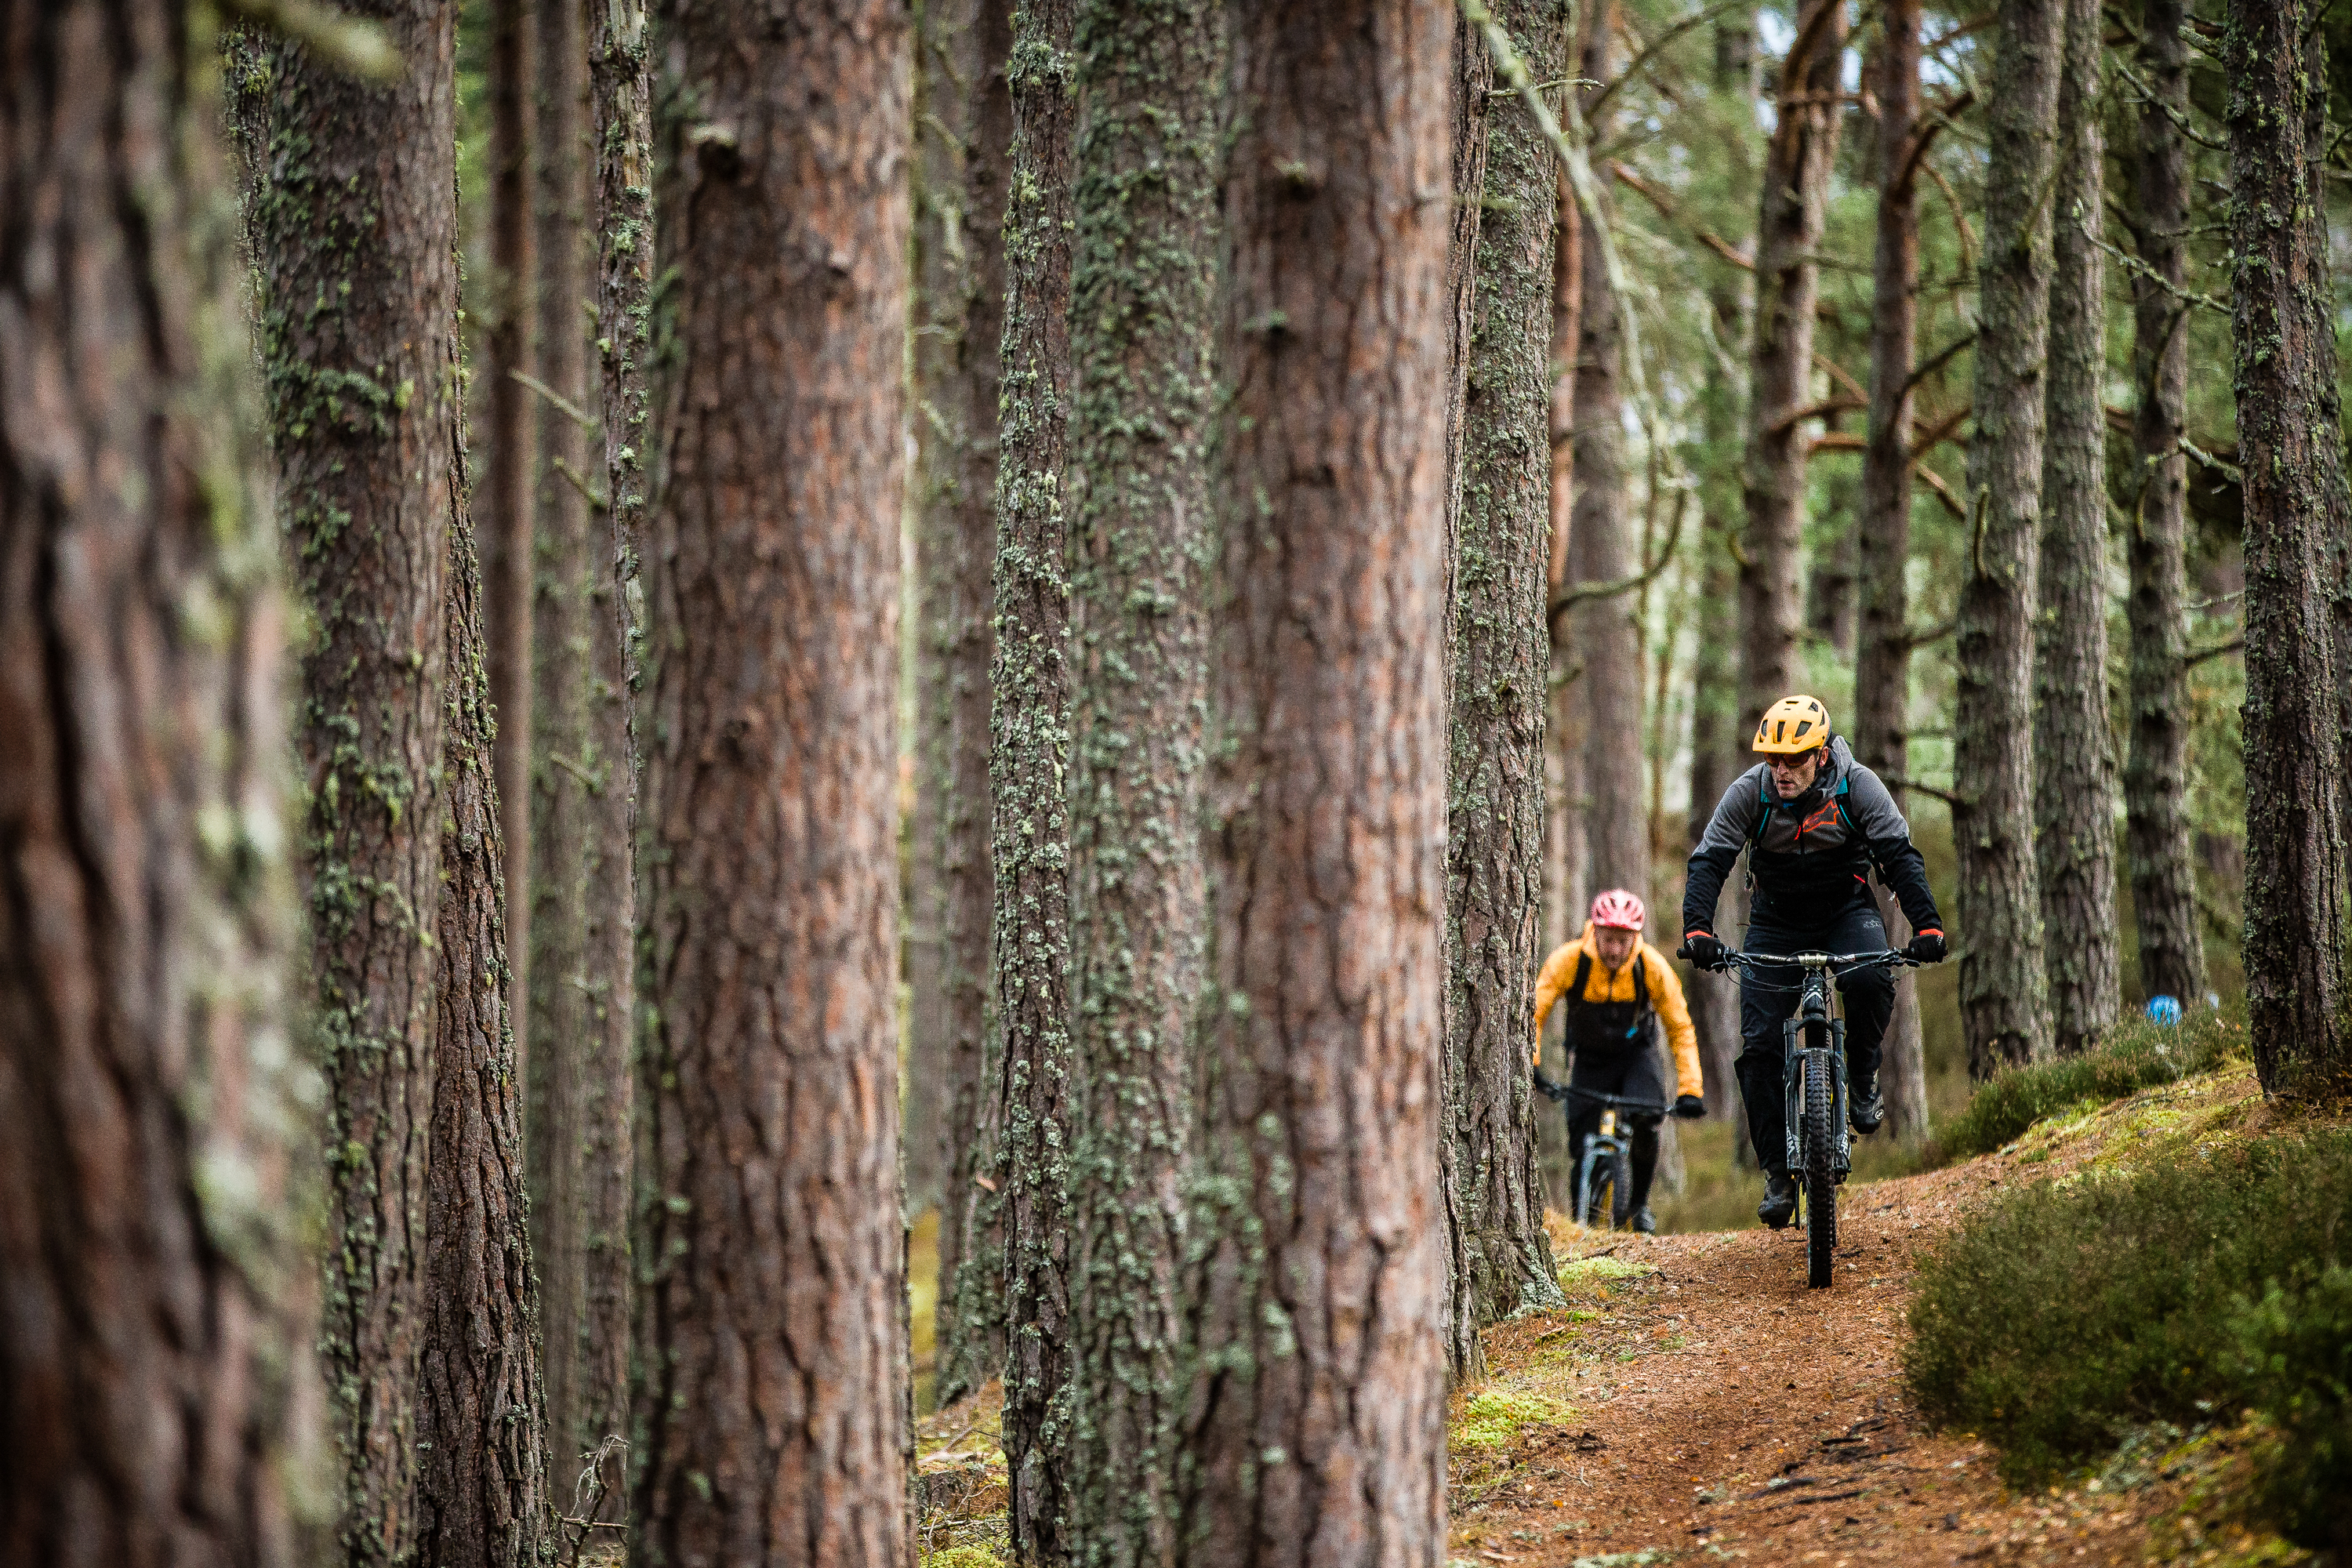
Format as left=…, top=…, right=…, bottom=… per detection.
left=1707, top=948, right=1918, bottom=1288
left=1535, top=1083, right=1661, bottom=1231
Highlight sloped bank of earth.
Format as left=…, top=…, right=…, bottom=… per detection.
left=1449, top=1063, right=2318, bottom=1568
left=912, top=1065, right=2318, bottom=1566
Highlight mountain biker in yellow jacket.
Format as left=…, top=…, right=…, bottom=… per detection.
left=1531, top=889, right=1706, bottom=1233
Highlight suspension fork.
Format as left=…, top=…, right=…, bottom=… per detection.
left=1780, top=978, right=1854, bottom=1178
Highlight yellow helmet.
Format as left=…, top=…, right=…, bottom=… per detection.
left=1754, top=694, right=1831, bottom=755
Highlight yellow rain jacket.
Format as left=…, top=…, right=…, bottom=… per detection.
left=1531, top=921, right=1704, bottom=1101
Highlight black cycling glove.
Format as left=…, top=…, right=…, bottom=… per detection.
left=1673, top=1094, right=1706, bottom=1120
left=1904, top=929, right=1947, bottom=964
left=1678, top=931, right=1728, bottom=970
left=1533, top=1069, right=1570, bottom=1103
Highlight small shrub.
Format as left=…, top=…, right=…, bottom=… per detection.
left=1935, top=1011, right=2240, bottom=1161
left=1904, top=1130, right=2352, bottom=1494
left=1455, top=1386, right=1572, bottom=1449
left=2228, top=1265, right=2352, bottom=1555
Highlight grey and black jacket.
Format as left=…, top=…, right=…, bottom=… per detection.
left=1681, top=735, right=1941, bottom=937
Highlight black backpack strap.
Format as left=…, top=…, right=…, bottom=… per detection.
left=1569, top=949, right=1593, bottom=1008
left=1634, top=950, right=1650, bottom=1011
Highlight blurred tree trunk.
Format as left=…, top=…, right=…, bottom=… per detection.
left=1738, top=0, right=1846, bottom=744
left=1182, top=0, right=1452, bottom=1558
left=2120, top=0, right=2208, bottom=1009
left=251, top=9, right=474, bottom=1560
left=1856, top=0, right=1928, bottom=1139
left=2225, top=0, right=2352, bottom=1096
left=2033, top=0, right=2118, bottom=1056
left=1062, top=2, right=1220, bottom=1556
left=1444, top=0, right=1568, bottom=1380
left=0, top=10, right=318, bottom=1559
left=1804, top=501, right=1857, bottom=657
left=1571, top=0, right=1646, bottom=899
left=630, top=1, right=913, bottom=1559
left=914, top=0, right=1013, bottom=1410
left=990, top=0, right=1080, bottom=1557
left=1544, top=154, right=1585, bottom=959
left=523, top=0, right=599, bottom=1472
left=485, top=0, right=535, bottom=1067
left=1956, top=0, right=2060, bottom=1076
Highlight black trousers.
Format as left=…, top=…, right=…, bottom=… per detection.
left=1564, top=1044, right=1668, bottom=1214
left=1736, top=893, right=1894, bottom=1176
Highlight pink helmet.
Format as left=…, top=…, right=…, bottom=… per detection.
left=1590, top=888, right=1646, bottom=931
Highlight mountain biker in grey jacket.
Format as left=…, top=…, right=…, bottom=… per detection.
left=1675, top=695, right=1947, bottom=1230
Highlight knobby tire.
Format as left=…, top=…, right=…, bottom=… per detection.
left=1803, top=1044, right=1838, bottom=1288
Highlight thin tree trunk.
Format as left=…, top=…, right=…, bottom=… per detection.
left=1956, top=0, right=2060, bottom=1076
left=1181, top=2, right=1452, bottom=1559
left=1446, top=20, right=1493, bottom=598
left=1445, top=0, right=1568, bottom=1380
left=915, top=0, right=1014, bottom=1410
left=2033, top=0, right=2118, bottom=1056
left=1804, top=503, right=1857, bottom=657
left=2122, top=0, right=2208, bottom=1008
left=0, top=11, right=318, bottom=1558
left=582, top=0, right=652, bottom=1515
left=416, top=405, right=551, bottom=1568
left=630, top=2, right=913, bottom=1560
left=485, top=0, right=535, bottom=1077
left=2225, top=0, right=2352, bottom=1096
left=1739, top=0, right=1846, bottom=746
left=1062, top=2, right=1220, bottom=1555
left=1544, top=154, right=1585, bottom=960
left=250, top=11, right=464, bottom=1559
left=1571, top=2, right=1647, bottom=900
left=991, top=0, right=1080, bottom=1557
left=1855, top=0, right=1928, bottom=1140
left=524, top=0, right=594, bottom=1472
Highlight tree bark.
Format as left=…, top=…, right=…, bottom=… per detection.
left=2032, top=0, right=2118, bottom=1056
left=1854, top=0, right=1928, bottom=1139
left=1544, top=154, right=1584, bottom=960
left=990, top=0, right=1080, bottom=1558
left=1061, top=2, right=1221, bottom=1556
left=2121, top=0, right=2209, bottom=1009
left=0, top=10, right=319, bottom=1559
left=524, top=0, right=601, bottom=1474
left=581, top=0, right=652, bottom=1515
left=416, top=409, right=551, bottom=1568
left=1955, top=0, right=2060, bottom=1076
left=2224, top=0, right=2352, bottom=1097
left=914, top=0, right=1014, bottom=1410
left=1444, top=0, right=1568, bottom=1381
left=249, top=9, right=467, bottom=1559
left=1570, top=2, right=1647, bottom=900
left=630, top=4, right=913, bottom=1561
left=1181, top=1, right=1452, bottom=1559
left=485, top=0, right=535, bottom=1075
left=1738, top=0, right=1846, bottom=746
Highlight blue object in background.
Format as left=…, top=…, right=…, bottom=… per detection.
left=2147, top=994, right=2183, bottom=1026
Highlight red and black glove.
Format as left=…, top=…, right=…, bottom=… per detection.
left=1904, top=928, right=1947, bottom=964
left=1678, top=930, right=1728, bottom=970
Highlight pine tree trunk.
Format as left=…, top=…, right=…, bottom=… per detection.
left=250, top=11, right=466, bottom=1559
left=1855, top=0, right=1929, bottom=1140
left=2033, top=0, right=2118, bottom=1055
left=1182, top=2, right=1452, bottom=1558
left=524, top=0, right=597, bottom=1471
left=582, top=0, right=652, bottom=1513
left=1444, top=0, right=1568, bottom=1380
left=630, top=2, right=913, bottom=1559
left=1570, top=3, right=1647, bottom=899
left=1544, top=154, right=1585, bottom=958
left=0, top=13, right=318, bottom=1557
left=1955, top=0, right=2060, bottom=1076
left=990, top=0, right=1080, bottom=1557
left=914, top=0, right=1013, bottom=1410
left=1061, top=2, right=1221, bottom=1555
left=417, top=419, right=551, bottom=1568
left=2121, top=0, right=2208, bottom=1009
left=2224, top=0, right=2352, bottom=1096
left=1739, top=0, right=1846, bottom=744
left=485, top=0, right=535, bottom=1075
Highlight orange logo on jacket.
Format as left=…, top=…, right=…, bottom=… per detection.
left=1795, top=798, right=1842, bottom=842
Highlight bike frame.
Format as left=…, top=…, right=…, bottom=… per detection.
left=1563, top=1087, right=1662, bottom=1230
left=1777, top=953, right=1853, bottom=1188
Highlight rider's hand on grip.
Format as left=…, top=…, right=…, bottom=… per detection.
left=1904, top=929, right=1947, bottom=964
left=1533, top=1069, right=1570, bottom=1103
left=1672, top=1094, right=1706, bottom=1120
left=1678, top=931, right=1727, bottom=971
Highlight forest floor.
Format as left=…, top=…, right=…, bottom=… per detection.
left=913, top=1062, right=2319, bottom=1567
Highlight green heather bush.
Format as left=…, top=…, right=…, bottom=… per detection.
left=1935, top=1011, right=2240, bottom=1161
left=1904, top=1131, right=2352, bottom=1537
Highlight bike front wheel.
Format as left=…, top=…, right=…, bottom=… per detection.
left=1579, top=1145, right=1630, bottom=1229
left=1803, top=1051, right=1838, bottom=1287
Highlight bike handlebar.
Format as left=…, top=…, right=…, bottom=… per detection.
left=1704, top=947, right=1919, bottom=976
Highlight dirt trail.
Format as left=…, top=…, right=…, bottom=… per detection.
left=1446, top=1146, right=2285, bottom=1568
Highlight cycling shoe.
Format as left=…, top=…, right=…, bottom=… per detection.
left=1849, top=1080, right=1886, bottom=1134
left=1630, top=1207, right=1657, bottom=1235
left=1757, top=1174, right=1798, bottom=1229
